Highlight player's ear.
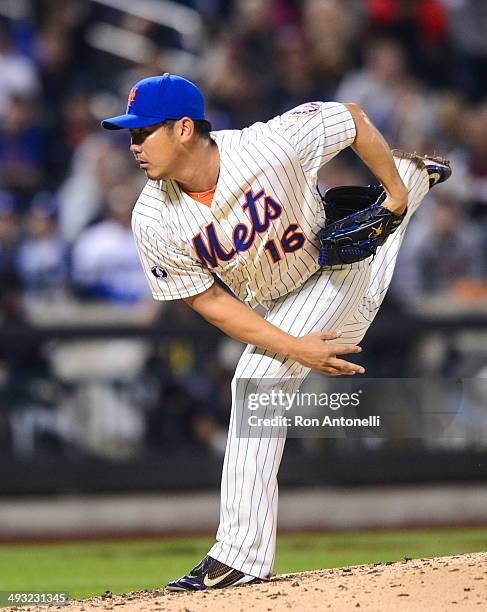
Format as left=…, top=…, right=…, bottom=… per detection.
left=178, top=117, right=194, bottom=142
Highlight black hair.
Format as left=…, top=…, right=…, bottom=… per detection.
left=161, top=118, right=213, bottom=140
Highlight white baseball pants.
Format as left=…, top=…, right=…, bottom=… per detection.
left=208, top=153, right=430, bottom=578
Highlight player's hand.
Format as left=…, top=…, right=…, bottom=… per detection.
left=288, top=331, right=365, bottom=376
left=381, top=190, right=408, bottom=215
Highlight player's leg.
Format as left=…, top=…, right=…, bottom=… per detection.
left=208, top=262, right=372, bottom=579
left=208, top=152, right=441, bottom=580
left=168, top=152, right=448, bottom=590
left=340, top=151, right=432, bottom=343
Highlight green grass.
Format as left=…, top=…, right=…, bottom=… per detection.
left=0, top=528, right=486, bottom=602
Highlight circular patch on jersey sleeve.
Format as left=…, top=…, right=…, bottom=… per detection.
left=286, top=102, right=320, bottom=117
left=151, top=266, right=168, bottom=279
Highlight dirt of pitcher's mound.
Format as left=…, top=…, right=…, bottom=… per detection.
left=11, top=551, right=487, bottom=612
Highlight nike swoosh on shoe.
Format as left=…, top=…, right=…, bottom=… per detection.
left=203, top=568, right=235, bottom=587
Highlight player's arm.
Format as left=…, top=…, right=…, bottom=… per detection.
left=184, top=283, right=364, bottom=376
left=344, top=103, right=408, bottom=215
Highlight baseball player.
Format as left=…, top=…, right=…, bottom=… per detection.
left=101, top=74, right=451, bottom=591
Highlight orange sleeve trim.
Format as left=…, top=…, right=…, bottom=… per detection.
left=183, top=185, right=217, bottom=208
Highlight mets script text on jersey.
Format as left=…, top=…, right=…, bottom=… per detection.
left=192, top=188, right=306, bottom=268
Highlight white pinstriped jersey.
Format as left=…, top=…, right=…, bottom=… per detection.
left=131, top=101, right=356, bottom=305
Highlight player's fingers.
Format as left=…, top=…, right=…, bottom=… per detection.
left=321, top=366, right=356, bottom=377
left=320, top=330, right=342, bottom=341
left=320, top=366, right=343, bottom=376
left=332, top=343, right=362, bottom=355
left=328, top=357, right=365, bottom=375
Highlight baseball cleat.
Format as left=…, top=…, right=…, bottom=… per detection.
left=392, top=150, right=451, bottom=188
left=166, top=555, right=260, bottom=592
left=419, top=155, right=452, bottom=188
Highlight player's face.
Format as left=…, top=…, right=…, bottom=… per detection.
left=129, top=123, right=179, bottom=180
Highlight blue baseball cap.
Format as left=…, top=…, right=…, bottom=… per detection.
left=101, top=73, right=205, bottom=130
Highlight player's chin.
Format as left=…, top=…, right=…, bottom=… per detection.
left=143, top=168, right=162, bottom=180
left=144, top=167, right=166, bottom=181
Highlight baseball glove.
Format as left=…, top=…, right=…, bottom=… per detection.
left=318, top=185, right=407, bottom=266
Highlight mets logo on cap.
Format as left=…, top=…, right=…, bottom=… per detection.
left=127, top=86, right=138, bottom=108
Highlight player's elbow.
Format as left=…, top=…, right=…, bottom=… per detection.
left=184, top=283, right=216, bottom=310
left=183, top=282, right=226, bottom=319
left=343, top=102, right=364, bottom=119
left=344, top=102, right=370, bottom=127
left=184, top=282, right=244, bottom=333
left=343, top=103, right=372, bottom=144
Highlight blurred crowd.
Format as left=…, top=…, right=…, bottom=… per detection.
left=0, top=0, right=486, bottom=314
left=1, top=0, right=487, bottom=461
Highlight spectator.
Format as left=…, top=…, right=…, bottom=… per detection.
left=44, top=90, right=98, bottom=186
left=364, top=0, right=450, bottom=87
left=0, top=23, right=39, bottom=119
left=415, top=195, right=484, bottom=295
left=57, top=135, right=133, bottom=242
left=272, top=34, right=322, bottom=113
left=16, top=192, right=69, bottom=296
left=448, top=0, right=487, bottom=101
left=461, top=104, right=487, bottom=208
left=0, top=95, right=45, bottom=204
left=303, top=0, right=358, bottom=94
left=387, top=77, right=437, bottom=152
left=71, top=177, right=150, bottom=303
left=335, top=37, right=407, bottom=135
left=35, top=26, right=76, bottom=119
left=0, top=191, right=20, bottom=274
left=204, top=0, right=283, bottom=126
